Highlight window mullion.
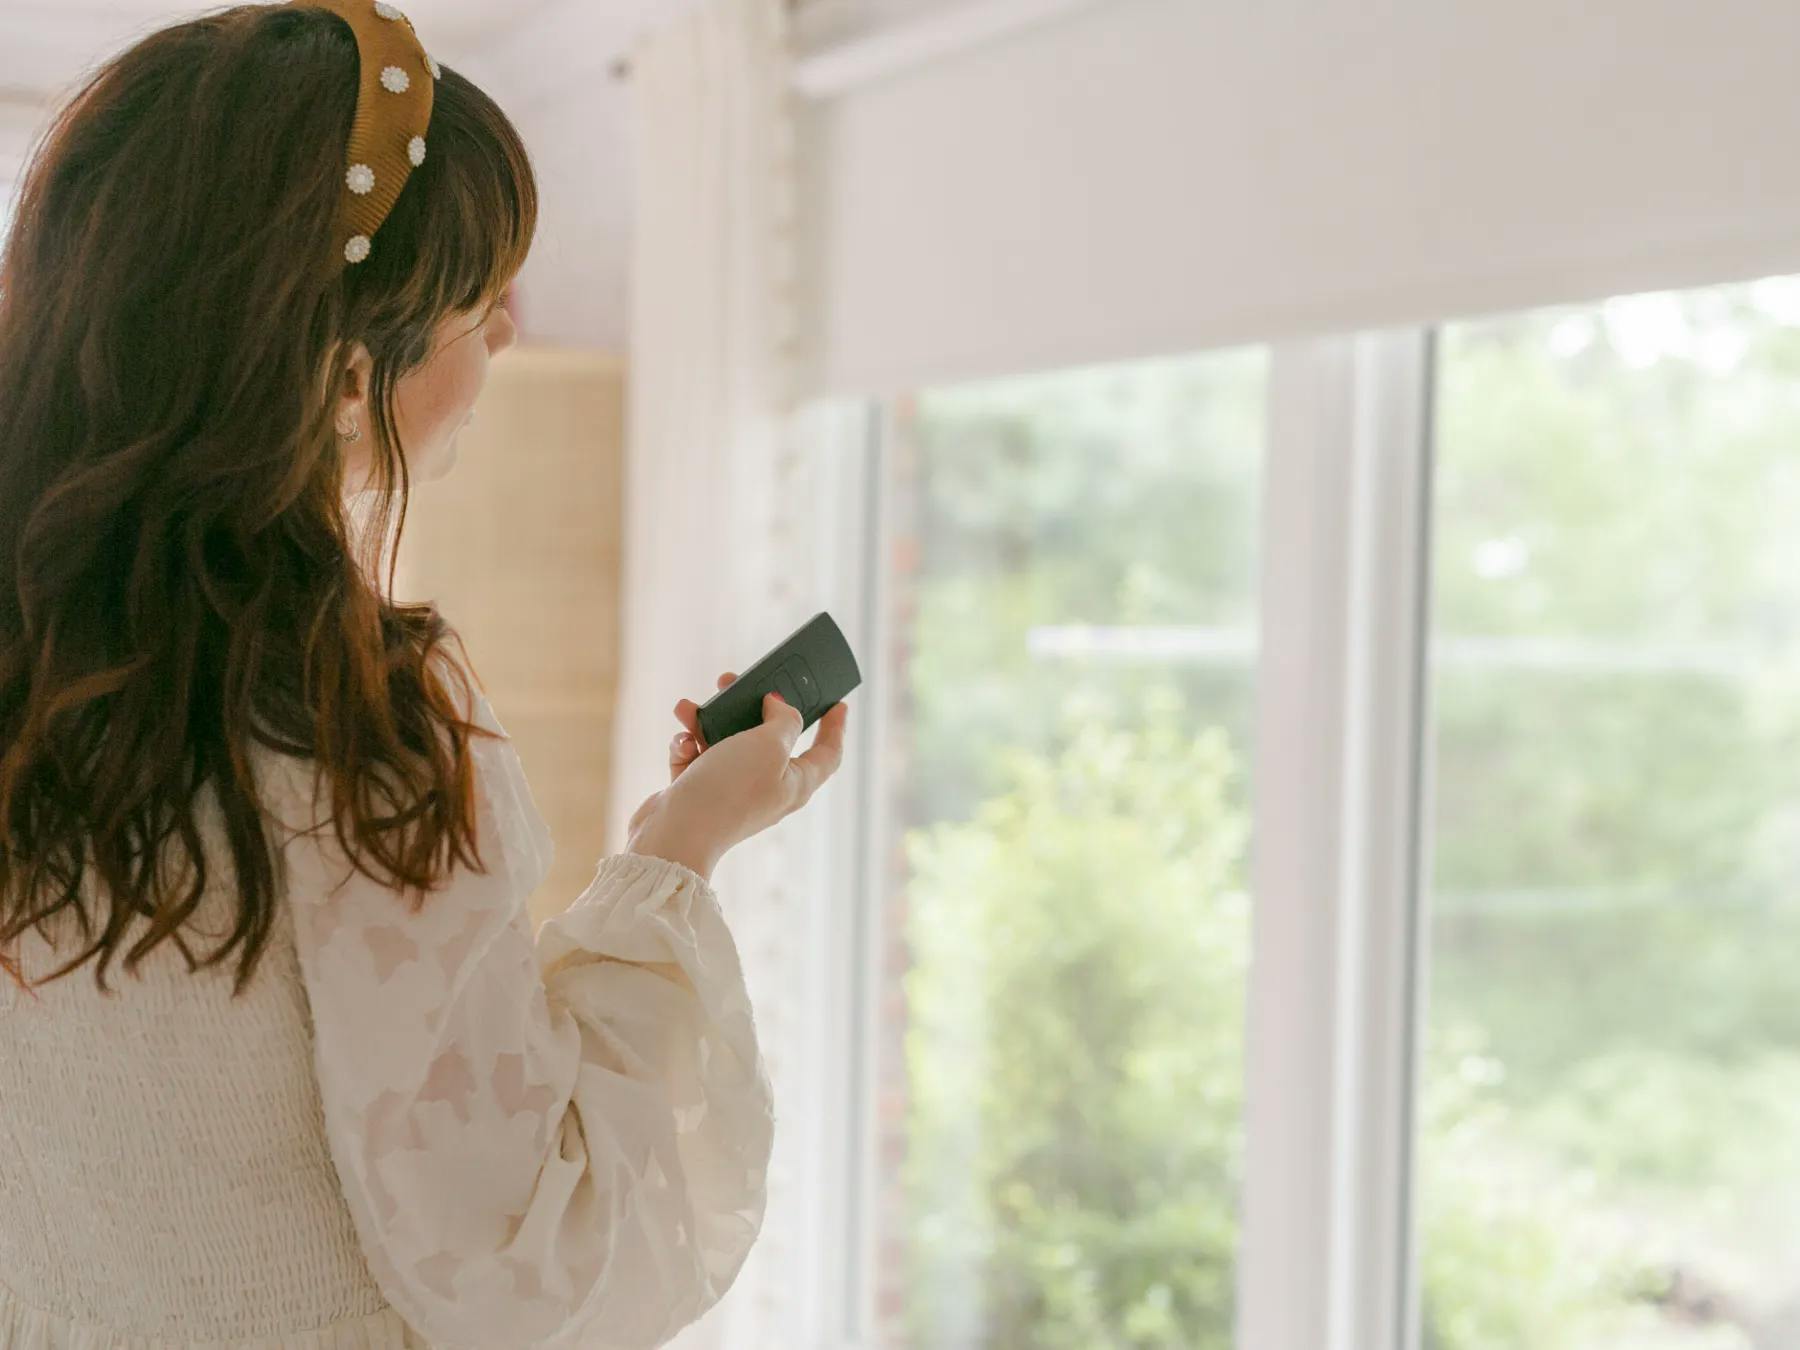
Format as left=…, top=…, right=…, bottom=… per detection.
left=1237, top=328, right=1435, bottom=1350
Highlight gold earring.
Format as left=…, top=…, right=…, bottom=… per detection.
left=339, top=419, right=364, bottom=443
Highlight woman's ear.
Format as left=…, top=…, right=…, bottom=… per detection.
left=335, top=341, right=373, bottom=433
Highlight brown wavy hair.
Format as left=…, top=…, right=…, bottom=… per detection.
left=0, top=3, right=537, bottom=998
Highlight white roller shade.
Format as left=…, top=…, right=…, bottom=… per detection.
left=798, top=0, right=1800, bottom=397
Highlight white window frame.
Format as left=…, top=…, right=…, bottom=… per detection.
left=808, top=329, right=1439, bottom=1350
left=1236, top=330, right=1436, bottom=1350
left=760, top=396, right=890, bottom=1350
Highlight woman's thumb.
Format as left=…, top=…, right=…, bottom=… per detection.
left=762, top=691, right=802, bottom=750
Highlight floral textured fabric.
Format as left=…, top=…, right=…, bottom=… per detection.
left=0, top=678, right=773, bottom=1350
left=274, top=683, right=776, bottom=1349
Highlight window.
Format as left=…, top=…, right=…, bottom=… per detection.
left=1418, top=281, right=1800, bottom=1347
left=867, top=348, right=1267, bottom=1347
left=822, top=275, right=1800, bottom=1350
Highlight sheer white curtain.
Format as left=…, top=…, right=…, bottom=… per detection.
left=610, top=2, right=820, bottom=1344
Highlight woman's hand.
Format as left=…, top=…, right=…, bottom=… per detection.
left=624, top=671, right=850, bottom=881
left=669, top=673, right=733, bottom=776
left=622, top=670, right=737, bottom=864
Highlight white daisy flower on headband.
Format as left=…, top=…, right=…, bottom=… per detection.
left=380, top=65, right=410, bottom=94
left=345, top=235, right=371, bottom=264
left=346, top=163, right=375, bottom=195
left=374, top=1, right=403, bottom=18
left=408, top=136, right=426, bottom=167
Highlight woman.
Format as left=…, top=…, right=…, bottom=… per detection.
left=0, top=2, right=847, bottom=1346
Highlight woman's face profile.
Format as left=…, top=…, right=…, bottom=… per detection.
left=338, top=296, right=517, bottom=494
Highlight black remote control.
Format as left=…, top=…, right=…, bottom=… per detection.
left=696, top=611, right=861, bottom=747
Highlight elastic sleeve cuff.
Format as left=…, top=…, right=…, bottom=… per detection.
left=575, top=850, right=718, bottom=911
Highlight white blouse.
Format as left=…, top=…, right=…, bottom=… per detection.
left=0, top=682, right=773, bottom=1349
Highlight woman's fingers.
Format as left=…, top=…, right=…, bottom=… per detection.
left=669, top=728, right=700, bottom=780
left=672, top=672, right=738, bottom=762
left=786, top=701, right=849, bottom=807
left=671, top=693, right=850, bottom=801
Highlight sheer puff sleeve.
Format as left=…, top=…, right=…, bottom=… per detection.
left=268, top=684, right=774, bottom=1350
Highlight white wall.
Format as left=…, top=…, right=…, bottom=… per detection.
left=459, top=0, right=712, bottom=351
left=798, top=0, right=1800, bottom=397
left=496, top=79, right=635, bottom=350
left=0, top=93, right=46, bottom=182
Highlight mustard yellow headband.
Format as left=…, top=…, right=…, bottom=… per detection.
left=287, top=0, right=439, bottom=270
